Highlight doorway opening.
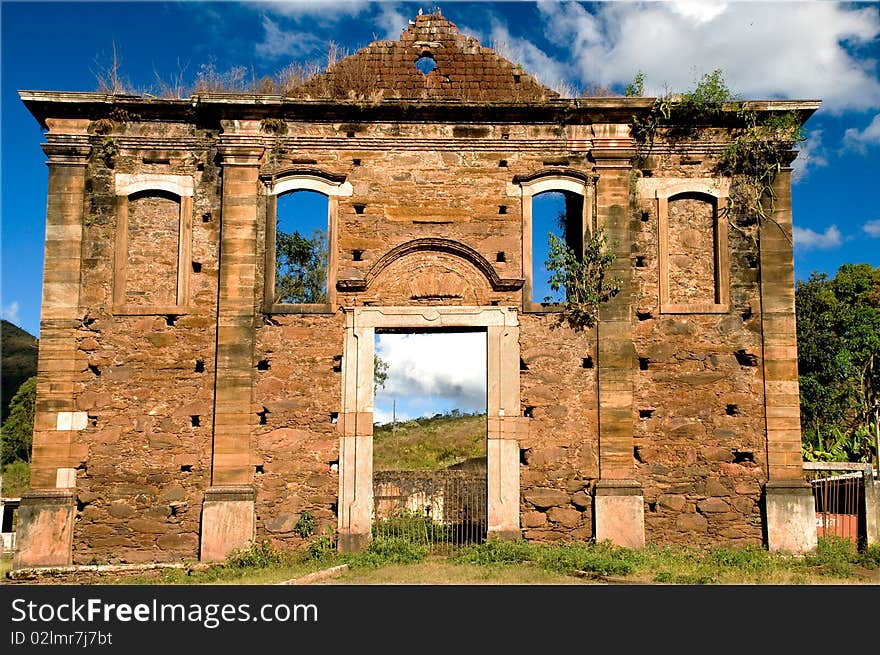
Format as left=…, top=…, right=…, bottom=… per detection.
left=372, top=329, right=488, bottom=549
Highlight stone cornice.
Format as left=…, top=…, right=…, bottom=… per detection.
left=41, top=140, right=91, bottom=165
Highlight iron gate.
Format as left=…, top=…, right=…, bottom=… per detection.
left=373, top=468, right=487, bottom=549
left=803, top=462, right=871, bottom=547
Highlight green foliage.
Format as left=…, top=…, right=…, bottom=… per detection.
left=293, top=511, right=315, bottom=538
left=1, top=459, right=30, bottom=497
left=1, top=376, right=36, bottom=465
left=803, top=535, right=859, bottom=578
left=225, top=540, right=290, bottom=569
left=2, top=320, right=38, bottom=423
left=372, top=410, right=486, bottom=471
left=354, top=535, right=430, bottom=567
left=307, top=527, right=338, bottom=560
left=719, top=108, right=805, bottom=229
left=796, top=264, right=880, bottom=462
left=544, top=226, right=621, bottom=329
left=624, top=70, right=645, bottom=97
left=100, top=136, right=119, bottom=167
left=679, top=69, right=734, bottom=111
left=453, top=539, right=639, bottom=577
left=274, top=228, right=327, bottom=304
left=373, top=509, right=452, bottom=545
left=374, top=354, right=389, bottom=394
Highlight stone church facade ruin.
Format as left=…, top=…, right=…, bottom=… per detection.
left=14, top=14, right=820, bottom=567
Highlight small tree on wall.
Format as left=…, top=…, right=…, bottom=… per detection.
left=274, top=228, right=328, bottom=304
left=544, top=225, right=620, bottom=329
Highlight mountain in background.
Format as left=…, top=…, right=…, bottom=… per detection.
left=1, top=319, right=38, bottom=423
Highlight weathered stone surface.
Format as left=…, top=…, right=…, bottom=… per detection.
left=675, top=513, right=709, bottom=532
left=697, top=498, right=731, bottom=513
left=547, top=507, right=581, bottom=527
left=265, top=513, right=302, bottom=534
left=521, top=511, right=547, bottom=528
left=523, top=488, right=570, bottom=509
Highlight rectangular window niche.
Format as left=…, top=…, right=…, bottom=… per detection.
left=653, top=180, right=730, bottom=315
left=112, top=173, right=193, bottom=316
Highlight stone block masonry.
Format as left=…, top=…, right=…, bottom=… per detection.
left=13, top=12, right=821, bottom=566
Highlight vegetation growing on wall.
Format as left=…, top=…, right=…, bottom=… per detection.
left=543, top=226, right=620, bottom=329
left=628, top=69, right=805, bottom=242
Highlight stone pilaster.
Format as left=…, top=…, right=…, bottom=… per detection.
left=486, top=318, right=523, bottom=540
left=14, top=120, right=90, bottom=568
left=337, top=309, right=374, bottom=552
left=760, top=163, right=816, bottom=553
left=200, top=128, right=264, bottom=561
left=591, top=126, right=644, bottom=547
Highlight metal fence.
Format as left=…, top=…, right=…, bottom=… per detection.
left=803, top=462, right=871, bottom=547
left=373, top=469, right=487, bottom=550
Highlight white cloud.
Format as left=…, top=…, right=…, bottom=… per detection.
left=843, top=114, right=880, bottom=153
left=484, top=19, right=573, bottom=94
left=255, top=15, right=323, bottom=60
left=793, top=224, right=844, bottom=250
left=376, top=3, right=409, bottom=41
left=253, top=0, right=371, bottom=22
left=537, top=1, right=880, bottom=112
left=375, top=332, right=487, bottom=421
left=863, top=219, right=880, bottom=238
left=792, top=129, right=828, bottom=183
left=1, top=301, right=20, bottom=324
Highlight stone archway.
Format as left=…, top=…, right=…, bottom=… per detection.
left=336, top=305, right=524, bottom=551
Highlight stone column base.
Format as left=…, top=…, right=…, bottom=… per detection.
left=338, top=531, right=371, bottom=553
left=593, top=479, right=645, bottom=548
left=487, top=529, right=521, bottom=541
left=764, top=479, right=818, bottom=553
left=200, top=485, right=256, bottom=562
left=864, top=476, right=879, bottom=548
left=13, top=489, right=75, bottom=569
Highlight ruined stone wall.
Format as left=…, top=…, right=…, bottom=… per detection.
left=70, top=120, right=220, bottom=563
left=252, top=315, right=342, bottom=549
left=518, top=315, right=598, bottom=541
left=632, top=152, right=766, bottom=548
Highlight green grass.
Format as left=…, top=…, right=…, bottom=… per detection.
left=373, top=412, right=486, bottom=471
left=42, top=535, right=879, bottom=586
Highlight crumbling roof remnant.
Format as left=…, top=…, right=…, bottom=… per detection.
left=293, top=12, right=558, bottom=102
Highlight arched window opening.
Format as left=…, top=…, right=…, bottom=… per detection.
left=274, top=190, right=329, bottom=304
left=531, top=190, right=584, bottom=305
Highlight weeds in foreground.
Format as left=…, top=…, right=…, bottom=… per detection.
left=107, top=535, right=880, bottom=585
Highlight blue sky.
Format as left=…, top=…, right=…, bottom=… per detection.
left=2, top=1, right=879, bottom=418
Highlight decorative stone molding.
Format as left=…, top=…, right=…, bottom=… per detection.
left=336, top=305, right=521, bottom=551
left=640, top=177, right=731, bottom=314
left=337, top=238, right=524, bottom=293
left=114, top=173, right=194, bottom=198
left=511, top=170, right=593, bottom=311
left=112, top=173, right=193, bottom=313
